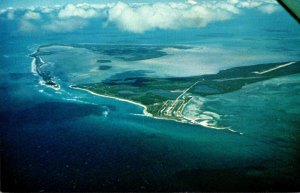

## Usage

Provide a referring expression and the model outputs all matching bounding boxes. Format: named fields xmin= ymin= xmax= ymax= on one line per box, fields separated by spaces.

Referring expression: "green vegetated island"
xmin=72 ymin=61 xmax=300 ymax=129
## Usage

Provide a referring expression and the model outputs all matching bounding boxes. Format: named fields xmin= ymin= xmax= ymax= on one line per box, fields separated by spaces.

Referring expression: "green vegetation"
xmin=73 ymin=61 xmax=300 ymax=125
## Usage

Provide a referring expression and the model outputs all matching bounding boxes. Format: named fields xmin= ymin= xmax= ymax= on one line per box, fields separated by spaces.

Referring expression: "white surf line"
xmin=253 ymin=61 xmax=296 ymax=75
xmin=171 ymin=90 xmax=184 ymax=93
xmin=39 ymin=79 xmax=61 ymax=91
xmin=29 ymin=50 xmax=39 ymax=75
xmin=71 ymin=85 xmax=243 ymax=134
xmin=180 ymin=114 xmax=242 ymax=134
xmin=130 ymin=113 xmax=148 ymax=117
xmin=39 ymin=57 xmax=45 ymax=64
xmin=31 ymin=57 xmax=37 ymax=75
xmin=30 ymin=50 xmax=61 ymax=91
xmin=70 ymin=86 xmax=152 ymax=117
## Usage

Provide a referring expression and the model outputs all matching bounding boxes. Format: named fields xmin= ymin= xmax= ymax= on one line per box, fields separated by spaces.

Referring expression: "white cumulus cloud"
xmin=187 ymin=0 xmax=197 ymax=5
xmin=0 ymin=0 xmax=281 ymax=33
xmin=108 ymin=2 xmax=233 ymax=33
xmin=257 ymin=4 xmax=279 ymax=14
xmin=0 ymin=7 xmax=15 ymax=20
xmin=23 ymin=11 xmax=41 ymax=20
xmin=58 ymin=4 xmax=99 ymax=19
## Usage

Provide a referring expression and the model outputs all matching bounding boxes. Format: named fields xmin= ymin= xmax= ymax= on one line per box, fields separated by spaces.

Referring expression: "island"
xmin=71 ymin=61 xmax=300 ymax=131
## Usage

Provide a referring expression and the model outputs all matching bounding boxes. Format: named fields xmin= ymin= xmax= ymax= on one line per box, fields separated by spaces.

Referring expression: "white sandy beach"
xmin=70 ymin=86 xmax=152 ymax=117
xmin=70 ymin=85 xmax=241 ymax=134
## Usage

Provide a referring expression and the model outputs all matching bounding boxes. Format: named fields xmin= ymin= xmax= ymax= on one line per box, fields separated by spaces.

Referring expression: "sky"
xmin=0 ymin=0 xmax=184 ymax=8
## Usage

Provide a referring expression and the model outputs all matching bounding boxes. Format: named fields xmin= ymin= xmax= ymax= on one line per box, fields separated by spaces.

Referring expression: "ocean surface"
xmin=1 ymin=11 xmax=300 ymax=191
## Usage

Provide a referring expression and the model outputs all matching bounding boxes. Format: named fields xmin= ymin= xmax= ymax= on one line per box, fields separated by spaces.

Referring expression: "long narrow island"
xmin=71 ymin=61 xmax=300 ymax=131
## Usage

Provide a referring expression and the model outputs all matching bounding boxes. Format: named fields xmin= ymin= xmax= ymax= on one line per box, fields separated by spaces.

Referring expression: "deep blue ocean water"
xmin=1 ymin=9 xmax=300 ymax=191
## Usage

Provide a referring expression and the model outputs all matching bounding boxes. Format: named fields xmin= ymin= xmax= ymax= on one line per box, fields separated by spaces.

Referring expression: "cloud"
xmin=23 ymin=11 xmax=41 ymax=20
xmin=39 ymin=6 xmax=55 ymax=14
xmin=187 ymin=0 xmax=197 ymax=5
xmin=257 ymin=4 xmax=279 ymax=14
xmin=238 ymin=1 xmax=263 ymax=8
xmin=210 ymin=2 xmax=240 ymax=14
xmin=228 ymin=0 xmax=239 ymax=5
xmin=106 ymin=0 xmax=279 ymax=33
xmin=0 ymin=7 xmax=15 ymax=20
xmin=58 ymin=4 xmax=99 ymax=19
xmin=0 ymin=0 xmax=281 ymax=33
xmin=108 ymin=2 xmax=233 ymax=33
xmin=233 ymin=0 xmax=279 ymax=14
xmin=43 ymin=19 xmax=88 ymax=32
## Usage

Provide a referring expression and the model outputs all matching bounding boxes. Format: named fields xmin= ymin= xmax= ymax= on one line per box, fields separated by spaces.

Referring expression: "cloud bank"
xmin=0 ymin=0 xmax=280 ymax=33
xmin=108 ymin=2 xmax=233 ymax=33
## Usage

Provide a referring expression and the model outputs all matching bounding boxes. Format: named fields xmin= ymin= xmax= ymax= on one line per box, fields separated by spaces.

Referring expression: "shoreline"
xmin=31 ymin=57 xmax=37 ymax=75
xmin=70 ymin=85 xmax=241 ymax=134
xmin=30 ymin=49 xmax=61 ymax=91
xmin=253 ymin=61 xmax=296 ymax=75
xmin=70 ymin=86 xmax=152 ymax=117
